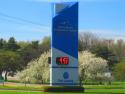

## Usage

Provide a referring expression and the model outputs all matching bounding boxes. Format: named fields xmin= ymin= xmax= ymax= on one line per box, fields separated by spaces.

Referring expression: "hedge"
xmin=42 ymin=86 xmax=84 ymax=92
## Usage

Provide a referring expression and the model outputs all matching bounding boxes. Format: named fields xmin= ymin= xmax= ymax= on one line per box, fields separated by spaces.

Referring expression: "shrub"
xmin=42 ymin=86 xmax=84 ymax=92
xmin=113 ymin=60 xmax=125 ymax=81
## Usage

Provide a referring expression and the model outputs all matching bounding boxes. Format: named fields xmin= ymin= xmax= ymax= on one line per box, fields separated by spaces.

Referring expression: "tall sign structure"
xmin=50 ymin=2 xmax=79 ymax=86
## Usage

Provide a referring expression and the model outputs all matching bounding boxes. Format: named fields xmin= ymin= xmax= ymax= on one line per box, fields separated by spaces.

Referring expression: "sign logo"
xmin=63 ymin=72 xmax=69 ymax=79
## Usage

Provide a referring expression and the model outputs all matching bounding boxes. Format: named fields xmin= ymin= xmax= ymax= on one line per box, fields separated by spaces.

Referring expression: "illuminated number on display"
xmin=56 ymin=57 xmax=69 ymax=65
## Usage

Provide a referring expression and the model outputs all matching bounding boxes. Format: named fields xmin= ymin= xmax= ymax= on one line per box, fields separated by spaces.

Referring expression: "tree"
xmin=91 ymin=45 xmax=118 ymax=70
xmin=6 ymin=37 xmax=20 ymax=51
xmin=112 ymin=60 xmax=125 ymax=81
xmin=31 ymin=41 xmax=39 ymax=49
xmin=19 ymin=45 xmax=39 ymax=68
xmin=39 ymin=36 xmax=50 ymax=53
xmin=79 ymin=51 xmax=109 ymax=83
xmin=0 ymin=38 xmax=4 ymax=49
xmin=16 ymin=51 xmax=50 ymax=84
xmin=18 ymin=41 xmax=30 ymax=49
xmin=0 ymin=50 xmax=21 ymax=81
xmin=110 ymin=39 xmax=125 ymax=62
xmin=17 ymin=37 xmax=50 ymax=70
xmin=18 ymin=41 xmax=41 ymax=69
xmin=0 ymin=38 xmax=6 ymax=49
xmin=78 ymin=38 xmax=84 ymax=52
xmin=79 ymin=32 xmax=98 ymax=51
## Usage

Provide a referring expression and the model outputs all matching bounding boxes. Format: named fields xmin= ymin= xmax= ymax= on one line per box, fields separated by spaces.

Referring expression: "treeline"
xmin=79 ymin=32 xmax=125 ymax=81
xmin=79 ymin=32 xmax=125 ymax=69
xmin=1 ymin=32 xmax=125 ymax=81
xmin=0 ymin=37 xmax=50 ymax=81
xmin=17 ymin=32 xmax=125 ymax=84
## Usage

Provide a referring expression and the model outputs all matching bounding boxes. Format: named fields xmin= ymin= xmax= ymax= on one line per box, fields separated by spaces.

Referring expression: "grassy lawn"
xmin=0 ymin=85 xmax=42 ymax=91
xmin=85 ymin=89 xmax=125 ymax=94
xmin=0 ymin=84 xmax=125 ymax=94
xmin=0 ymin=89 xmax=125 ymax=94
xmin=0 ymin=91 xmax=41 ymax=94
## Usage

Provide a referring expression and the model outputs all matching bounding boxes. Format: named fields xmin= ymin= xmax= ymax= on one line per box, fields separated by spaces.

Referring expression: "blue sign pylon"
xmin=50 ymin=2 xmax=79 ymax=86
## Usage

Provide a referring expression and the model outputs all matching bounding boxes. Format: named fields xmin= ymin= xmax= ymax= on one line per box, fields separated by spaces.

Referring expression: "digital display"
xmin=56 ymin=57 xmax=69 ymax=65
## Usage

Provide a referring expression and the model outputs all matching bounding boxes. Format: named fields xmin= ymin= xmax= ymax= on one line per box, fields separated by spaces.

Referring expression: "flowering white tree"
xmin=17 ymin=51 xmax=109 ymax=84
xmin=79 ymin=51 xmax=108 ymax=82
xmin=16 ymin=51 xmax=50 ymax=84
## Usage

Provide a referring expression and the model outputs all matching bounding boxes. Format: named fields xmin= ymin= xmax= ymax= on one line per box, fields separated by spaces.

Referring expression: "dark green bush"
xmin=42 ymin=86 xmax=84 ymax=92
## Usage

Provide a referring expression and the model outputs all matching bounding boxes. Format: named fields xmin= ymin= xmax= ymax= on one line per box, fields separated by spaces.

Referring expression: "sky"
xmin=0 ymin=0 xmax=125 ymax=41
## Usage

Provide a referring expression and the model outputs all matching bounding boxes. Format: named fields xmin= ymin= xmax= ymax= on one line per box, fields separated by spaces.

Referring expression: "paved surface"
xmin=0 ymin=82 xmax=47 ymax=87
xmin=0 ymin=89 xmax=41 ymax=92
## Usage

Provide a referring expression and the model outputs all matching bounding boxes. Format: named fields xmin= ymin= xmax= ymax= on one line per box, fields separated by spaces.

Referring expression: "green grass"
xmin=85 ymin=85 xmax=125 ymax=89
xmin=1 ymin=84 xmax=125 ymax=94
xmin=0 ymin=91 xmax=84 ymax=94
xmin=85 ymin=89 xmax=125 ymax=94
xmin=6 ymin=80 xmax=21 ymax=83
xmin=0 ymin=89 xmax=125 ymax=94
xmin=83 ymin=81 xmax=125 ymax=85
xmin=0 ymin=91 xmax=41 ymax=94
xmin=0 ymin=85 xmax=42 ymax=91
xmin=111 ymin=81 xmax=125 ymax=85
